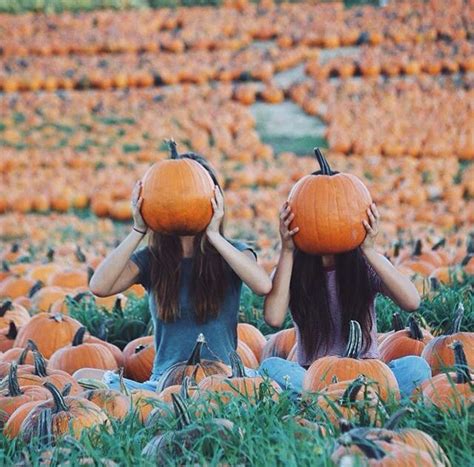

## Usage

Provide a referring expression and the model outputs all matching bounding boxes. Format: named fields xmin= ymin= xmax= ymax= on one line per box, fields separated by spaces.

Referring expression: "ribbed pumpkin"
xmin=0 ymin=322 xmax=18 ymax=352
xmin=81 ymin=388 xmax=131 ymax=420
xmin=141 ymin=140 xmax=214 ymax=234
xmin=421 ymin=303 xmax=473 ymax=375
xmin=379 ymin=315 xmax=433 ymax=363
xmin=261 ymin=328 xmax=296 ymax=360
xmin=123 ymin=335 xmax=155 ymax=382
xmin=303 ymin=321 xmax=400 ymax=401
xmin=237 ymin=323 xmax=266 ymax=362
xmin=287 ymin=148 xmax=372 ymax=254
xmin=0 ymin=300 xmax=30 ymax=329
xmin=236 ymin=340 xmax=259 ymax=369
xmin=48 ymin=327 xmax=118 ymax=375
xmin=14 ymin=313 xmax=82 ymax=358
xmin=156 ymin=333 xmax=229 ymax=391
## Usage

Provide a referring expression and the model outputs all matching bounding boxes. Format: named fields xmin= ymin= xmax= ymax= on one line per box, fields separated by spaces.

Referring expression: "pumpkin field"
xmin=0 ymin=0 xmax=473 ymax=465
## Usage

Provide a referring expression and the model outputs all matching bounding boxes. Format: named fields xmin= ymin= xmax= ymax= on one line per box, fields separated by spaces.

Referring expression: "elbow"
xmin=402 ymin=291 xmax=421 ymax=312
xmin=253 ymin=278 xmax=272 ymax=296
xmin=88 ymin=275 xmax=109 ymax=298
xmin=264 ymin=315 xmax=284 ymax=328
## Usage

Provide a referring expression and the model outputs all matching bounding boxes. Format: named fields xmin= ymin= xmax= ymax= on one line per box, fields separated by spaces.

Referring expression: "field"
xmin=0 ymin=0 xmax=473 ymax=465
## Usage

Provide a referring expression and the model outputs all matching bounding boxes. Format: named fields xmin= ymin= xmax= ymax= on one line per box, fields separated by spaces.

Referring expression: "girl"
xmin=75 ymin=150 xmax=272 ymax=390
xmin=260 ymin=202 xmax=431 ymax=398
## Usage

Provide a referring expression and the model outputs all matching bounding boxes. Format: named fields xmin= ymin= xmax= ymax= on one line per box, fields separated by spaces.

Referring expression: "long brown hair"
xmin=148 ymin=149 xmax=228 ymax=324
xmin=289 ymin=248 xmax=375 ymax=359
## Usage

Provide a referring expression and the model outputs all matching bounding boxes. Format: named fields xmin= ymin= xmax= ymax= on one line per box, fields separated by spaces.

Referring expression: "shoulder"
xmin=130 ymin=247 xmax=152 ymax=289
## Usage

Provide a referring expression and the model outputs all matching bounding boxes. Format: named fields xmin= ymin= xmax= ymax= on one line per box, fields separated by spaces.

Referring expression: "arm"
xmin=89 ymin=181 xmax=148 ymax=297
xmin=206 ymin=187 xmax=272 ymax=296
xmin=361 ymin=204 xmax=420 ymax=311
xmin=263 ymin=202 xmax=299 ymax=328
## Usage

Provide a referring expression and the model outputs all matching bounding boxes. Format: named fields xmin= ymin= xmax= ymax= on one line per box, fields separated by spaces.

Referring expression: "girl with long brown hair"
xmin=75 ymin=148 xmax=271 ymax=390
xmin=260 ymin=202 xmax=431 ymax=398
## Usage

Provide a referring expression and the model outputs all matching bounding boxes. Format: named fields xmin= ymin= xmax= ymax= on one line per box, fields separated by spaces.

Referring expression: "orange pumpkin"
xmin=123 ymin=336 xmax=155 ymax=382
xmin=288 ymin=148 xmax=371 ymax=254
xmin=0 ymin=300 xmax=30 ymax=329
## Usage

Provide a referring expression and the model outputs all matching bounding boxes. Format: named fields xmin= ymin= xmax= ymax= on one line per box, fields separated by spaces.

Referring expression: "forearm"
xmin=263 ymin=249 xmax=293 ymax=327
xmin=362 ymin=247 xmax=420 ymax=311
xmin=206 ymin=232 xmax=271 ymax=295
xmin=89 ymin=229 xmax=145 ymax=295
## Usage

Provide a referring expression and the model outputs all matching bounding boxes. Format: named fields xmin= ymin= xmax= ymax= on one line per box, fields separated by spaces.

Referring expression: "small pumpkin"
xmin=123 ymin=335 xmax=155 ymax=382
xmin=288 ymin=148 xmax=372 ymax=255
xmin=0 ymin=300 xmax=30 ymax=329
xmin=0 ymin=322 xmax=18 ymax=353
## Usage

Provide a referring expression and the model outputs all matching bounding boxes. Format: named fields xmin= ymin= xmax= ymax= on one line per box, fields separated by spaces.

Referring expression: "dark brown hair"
xmin=289 ymin=248 xmax=375 ymax=360
xmin=148 ymin=150 xmax=228 ymax=324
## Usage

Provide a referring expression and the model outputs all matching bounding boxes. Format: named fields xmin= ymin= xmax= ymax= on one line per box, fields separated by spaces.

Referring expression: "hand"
xmin=361 ymin=203 xmax=380 ymax=252
xmin=280 ymin=202 xmax=299 ymax=251
xmin=206 ymin=186 xmax=224 ymax=237
xmin=131 ymin=180 xmax=147 ymax=233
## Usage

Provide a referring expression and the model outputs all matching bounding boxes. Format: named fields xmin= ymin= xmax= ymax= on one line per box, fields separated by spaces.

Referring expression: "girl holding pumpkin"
xmin=260 ymin=153 xmax=431 ymax=398
xmin=75 ymin=144 xmax=272 ymax=390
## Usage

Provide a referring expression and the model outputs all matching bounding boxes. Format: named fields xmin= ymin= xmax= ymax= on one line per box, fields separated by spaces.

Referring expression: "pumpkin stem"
xmin=347 ymin=434 xmax=387 ymax=460
xmin=180 ymin=376 xmax=192 ymax=400
xmin=392 ymin=312 xmax=403 ymax=332
xmin=36 ymin=407 xmax=54 ymax=446
xmin=5 ymin=321 xmax=17 ymax=340
xmin=450 ymin=303 xmax=464 ymax=334
xmin=343 ymin=321 xmax=362 ymax=359
xmin=412 ymin=239 xmax=422 ymax=257
xmin=407 ymin=316 xmax=423 ymax=340
xmin=51 ymin=313 xmax=63 ymax=323
xmin=431 ymin=238 xmax=445 ymax=251
xmin=313 ymin=148 xmax=334 ymax=176
xmin=430 ymin=277 xmax=440 ymax=291
xmin=383 ymin=407 xmax=413 ymax=430
xmin=452 ymin=341 xmax=471 ymax=385
xmin=0 ymin=300 xmax=13 ymax=317
xmin=75 ymin=246 xmax=87 ymax=263
xmin=33 ymin=350 xmax=49 ymax=378
xmin=8 ymin=362 xmax=23 ymax=397
xmin=186 ymin=333 xmax=206 ymax=365
xmin=43 ymin=382 xmax=69 ymax=413
xmin=17 ymin=339 xmax=39 ymax=365
xmin=11 ymin=243 xmax=19 ymax=253
xmin=135 ymin=344 xmax=146 ymax=354
xmin=171 ymin=393 xmax=192 ymax=430
xmin=393 ymin=241 xmax=401 ymax=258
xmin=341 ymin=375 xmax=366 ymax=405
xmin=29 ymin=280 xmax=44 ymax=298
xmin=168 ymin=139 xmax=179 ymax=160
xmin=62 ymin=383 xmax=72 ymax=397
xmin=339 ymin=418 xmax=355 ymax=433
xmin=229 ymin=351 xmax=246 ymax=378
xmin=112 ymin=297 xmax=123 ymax=315
xmin=87 ymin=266 xmax=95 ymax=284
xmin=72 ymin=327 xmax=87 ymax=347
xmin=118 ymin=368 xmax=130 ymax=396
xmin=46 ymin=247 xmax=55 ymax=263
xmin=1 ymin=261 xmax=10 ymax=272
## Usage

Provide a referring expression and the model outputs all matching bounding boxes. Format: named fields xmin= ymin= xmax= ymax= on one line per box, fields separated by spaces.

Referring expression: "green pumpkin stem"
xmin=186 ymin=333 xmax=205 ymax=365
xmin=229 ymin=351 xmax=246 ymax=378
xmin=383 ymin=407 xmax=413 ymax=430
xmin=46 ymin=247 xmax=55 ymax=263
xmin=36 ymin=407 xmax=54 ymax=446
xmin=347 ymin=434 xmax=386 ymax=460
xmin=341 ymin=375 xmax=366 ymax=405
xmin=413 ymin=239 xmax=423 ymax=257
xmin=6 ymin=321 xmax=17 ymax=340
xmin=450 ymin=303 xmax=464 ymax=334
xmin=0 ymin=300 xmax=13 ymax=317
xmin=18 ymin=340 xmax=39 ymax=365
xmin=72 ymin=327 xmax=87 ymax=347
xmin=344 ymin=321 xmax=362 ymax=359
xmin=33 ymin=350 xmax=49 ymax=378
xmin=392 ymin=312 xmax=403 ymax=332
xmin=75 ymin=246 xmax=86 ymax=263
xmin=8 ymin=362 xmax=23 ymax=397
xmin=135 ymin=344 xmax=146 ymax=354
xmin=180 ymin=376 xmax=192 ymax=399
xmin=11 ymin=243 xmax=19 ymax=253
xmin=407 ymin=316 xmax=423 ymax=340
xmin=43 ymin=382 xmax=69 ymax=413
xmin=62 ymin=383 xmax=72 ymax=397
xmin=29 ymin=280 xmax=44 ymax=298
xmin=431 ymin=238 xmax=445 ymax=251
xmin=1 ymin=261 xmax=10 ymax=272
xmin=171 ymin=393 xmax=192 ymax=430
xmin=118 ymin=368 xmax=130 ymax=396
xmin=168 ymin=139 xmax=179 ymax=160
xmin=452 ymin=341 xmax=471 ymax=385
xmin=314 ymin=148 xmax=334 ymax=175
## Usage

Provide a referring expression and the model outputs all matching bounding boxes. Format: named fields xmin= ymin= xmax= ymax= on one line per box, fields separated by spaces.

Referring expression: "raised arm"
xmin=361 ymin=203 xmax=420 ymax=311
xmin=263 ymin=202 xmax=299 ymax=327
xmin=206 ymin=186 xmax=272 ymax=296
xmin=89 ymin=181 xmax=148 ymax=297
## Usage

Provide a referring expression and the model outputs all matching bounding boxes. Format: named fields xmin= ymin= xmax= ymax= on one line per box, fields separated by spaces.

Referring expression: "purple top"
xmin=294 ymin=265 xmax=384 ymax=367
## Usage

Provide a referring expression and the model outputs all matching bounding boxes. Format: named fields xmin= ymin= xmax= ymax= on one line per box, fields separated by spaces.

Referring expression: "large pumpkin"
xmin=288 ymin=148 xmax=372 ymax=254
xmin=140 ymin=140 xmax=215 ymax=235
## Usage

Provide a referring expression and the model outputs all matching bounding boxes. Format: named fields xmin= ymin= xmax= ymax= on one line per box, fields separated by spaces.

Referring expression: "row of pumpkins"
xmin=0 ymin=309 xmax=471 ymax=465
xmin=1 ymin=1 xmax=467 ymax=57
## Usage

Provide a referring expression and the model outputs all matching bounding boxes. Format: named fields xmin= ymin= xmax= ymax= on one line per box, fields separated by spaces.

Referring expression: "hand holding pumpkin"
xmin=206 ymin=186 xmax=224 ymax=237
xmin=361 ymin=203 xmax=380 ymax=252
xmin=279 ymin=202 xmax=299 ymax=251
xmin=131 ymin=181 xmax=147 ymax=233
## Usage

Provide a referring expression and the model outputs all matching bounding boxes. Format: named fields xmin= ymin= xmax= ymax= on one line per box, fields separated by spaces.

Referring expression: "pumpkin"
xmin=156 ymin=333 xmax=229 ymax=391
xmin=123 ymin=335 xmax=155 ymax=382
xmin=20 ymin=382 xmax=110 ymax=442
xmin=81 ymin=389 xmax=131 ymax=420
xmin=0 ymin=363 xmax=50 ymax=427
xmin=288 ymin=148 xmax=372 ymax=254
xmin=379 ymin=315 xmax=433 ymax=363
xmin=0 ymin=339 xmax=39 ymax=366
xmin=48 ymin=327 xmax=118 ymax=375
xmin=197 ymin=351 xmax=280 ymax=404
xmin=14 ymin=312 xmax=82 ymax=358
xmin=236 ymin=340 xmax=259 ymax=369
xmin=0 ymin=322 xmax=18 ymax=353
xmin=422 ymin=341 xmax=474 ymax=411
xmin=237 ymin=323 xmax=266 ymax=362
xmin=0 ymin=300 xmax=30 ymax=329
xmin=421 ymin=303 xmax=473 ymax=375
xmin=0 ymin=277 xmax=35 ymax=300
xmin=140 ymin=140 xmax=214 ymax=235
xmin=303 ymin=321 xmax=400 ymax=401
xmin=85 ymin=334 xmax=124 ymax=368
xmin=261 ymin=328 xmax=296 ymax=360
xmin=377 ymin=312 xmax=404 ymax=345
